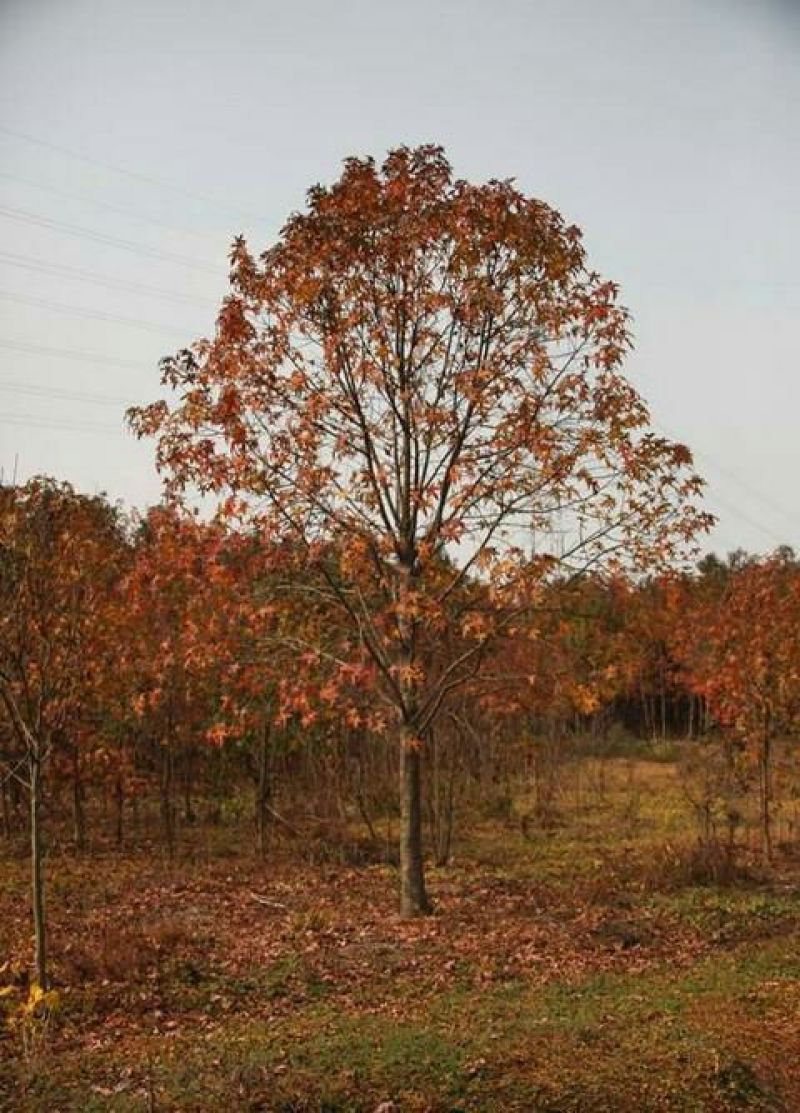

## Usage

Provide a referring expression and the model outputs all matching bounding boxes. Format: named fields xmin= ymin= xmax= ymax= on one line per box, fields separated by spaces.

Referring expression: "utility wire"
xmin=0 ymin=122 xmax=267 ymax=226
xmin=0 ymin=202 xmax=222 ymax=275
xmin=655 ymin=419 xmax=800 ymax=539
xmin=0 ymin=169 xmax=227 ymax=247
xmin=693 ymin=446 xmax=800 ymax=535
xmin=0 ymin=290 xmax=193 ymax=338
xmin=0 ymin=412 xmax=124 ymax=435
xmin=703 ymin=482 xmax=790 ymax=550
xmin=0 ymin=338 xmax=148 ymax=370
xmin=0 ymin=249 xmax=219 ymax=310
xmin=0 ymin=379 xmax=133 ymax=407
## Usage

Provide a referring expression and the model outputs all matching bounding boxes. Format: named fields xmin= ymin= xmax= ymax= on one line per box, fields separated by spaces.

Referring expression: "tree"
xmin=682 ymin=553 xmax=800 ymax=860
xmin=130 ymin=145 xmax=710 ymax=914
xmin=0 ymin=479 xmax=127 ymax=987
xmin=123 ymin=506 xmax=302 ymax=857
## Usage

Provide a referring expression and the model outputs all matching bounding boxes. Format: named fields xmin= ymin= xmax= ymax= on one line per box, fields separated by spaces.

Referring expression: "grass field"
xmin=3 ymin=755 xmax=800 ymax=1111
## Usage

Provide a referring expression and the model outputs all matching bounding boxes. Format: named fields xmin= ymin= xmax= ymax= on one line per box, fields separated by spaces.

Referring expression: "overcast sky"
xmin=0 ymin=0 xmax=798 ymax=555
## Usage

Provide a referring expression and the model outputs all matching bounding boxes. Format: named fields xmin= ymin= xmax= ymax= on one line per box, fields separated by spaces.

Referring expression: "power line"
xmin=0 ymin=290 xmax=193 ymax=338
xmin=0 ymin=122 xmax=267 ymax=226
xmin=693 ymin=446 xmax=800 ymax=535
xmin=0 ymin=169 xmax=226 ymax=246
xmin=703 ymin=481 xmax=790 ymax=549
xmin=0 ymin=413 xmax=124 ymax=435
xmin=0 ymin=380 xmax=133 ymax=407
xmin=0 ymin=289 xmax=199 ymax=339
xmin=0 ymin=338 xmax=148 ymax=370
xmin=655 ymin=419 xmax=800 ymax=538
xmin=0 ymin=202 xmax=221 ymax=275
xmin=0 ymin=249 xmax=218 ymax=310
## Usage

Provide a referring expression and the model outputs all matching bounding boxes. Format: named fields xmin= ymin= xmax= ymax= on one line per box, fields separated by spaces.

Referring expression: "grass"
xmin=3 ymin=755 xmax=800 ymax=1110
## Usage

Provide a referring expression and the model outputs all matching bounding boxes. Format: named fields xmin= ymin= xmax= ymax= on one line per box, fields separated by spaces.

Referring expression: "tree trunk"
xmin=354 ymin=738 xmax=379 ymax=846
xmin=256 ymin=718 xmax=272 ymax=859
xmin=427 ymin=727 xmax=455 ymax=867
xmin=432 ymin=762 xmax=455 ymax=868
xmin=72 ymin=745 xmax=86 ymax=852
xmin=760 ymin=730 xmax=773 ymax=863
xmin=640 ymin=685 xmax=651 ymax=740
xmin=161 ymin=741 xmax=175 ymax=861
xmin=659 ymin=672 xmax=667 ymax=741
xmin=183 ymin=745 xmax=196 ymax=824
xmin=686 ymin=693 xmax=695 ymax=740
xmin=114 ymin=772 xmax=124 ymax=847
xmin=395 ymin=551 xmax=431 ymax=916
xmin=1 ymin=772 xmax=11 ymax=839
xmin=399 ymin=730 xmax=430 ymax=917
xmin=30 ymin=750 xmax=47 ymax=990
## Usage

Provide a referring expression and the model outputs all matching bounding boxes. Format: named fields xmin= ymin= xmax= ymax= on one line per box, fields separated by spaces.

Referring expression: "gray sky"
xmin=0 ymin=0 xmax=798 ymax=555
